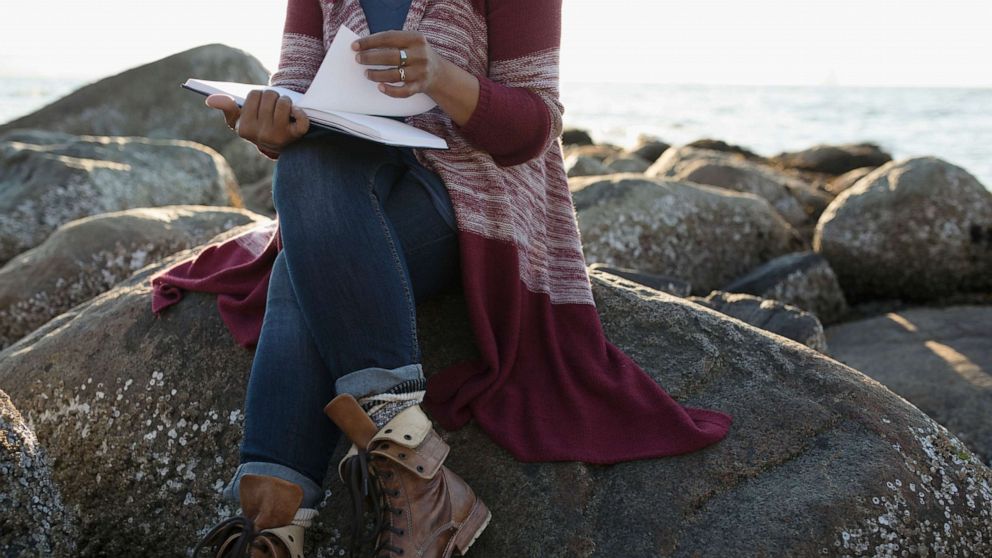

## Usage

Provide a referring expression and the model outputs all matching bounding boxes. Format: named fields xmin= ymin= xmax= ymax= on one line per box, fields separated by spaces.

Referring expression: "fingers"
xmin=272 ymin=94 xmax=293 ymax=132
xmin=353 ymin=30 xmax=437 ymax=97
xmin=257 ymin=90 xmax=280 ymax=127
xmin=355 ymin=45 xmax=421 ymax=66
xmin=232 ymin=89 xmax=307 ymax=151
xmin=379 ymin=82 xmax=421 ymax=98
xmin=365 ymin=66 xmax=419 ymax=84
xmin=271 ymin=95 xmax=309 ymax=138
xmin=290 ymin=107 xmax=310 ymax=137
xmin=205 ymin=94 xmax=241 ymax=129
xmin=365 ymin=66 xmax=424 ymax=97
xmin=240 ymin=89 xmax=279 ymax=138
xmin=351 ymin=30 xmax=422 ymax=51
xmin=238 ymin=90 xmax=262 ymax=139
xmin=205 ymin=94 xmax=238 ymax=112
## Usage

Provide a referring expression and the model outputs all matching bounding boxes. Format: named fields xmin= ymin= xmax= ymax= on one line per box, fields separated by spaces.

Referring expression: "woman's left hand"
xmin=353 ymin=30 xmax=445 ymax=99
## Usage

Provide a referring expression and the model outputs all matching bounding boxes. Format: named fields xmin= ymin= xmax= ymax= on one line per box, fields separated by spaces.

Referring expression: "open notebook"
xmin=181 ymin=25 xmax=448 ymax=149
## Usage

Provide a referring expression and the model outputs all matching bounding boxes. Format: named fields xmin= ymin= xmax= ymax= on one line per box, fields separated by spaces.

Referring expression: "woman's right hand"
xmin=205 ymin=90 xmax=310 ymax=157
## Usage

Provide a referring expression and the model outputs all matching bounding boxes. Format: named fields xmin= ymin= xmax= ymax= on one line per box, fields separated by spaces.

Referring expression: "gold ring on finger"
xmin=398 ymin=48 xmax=408 ymax=67
xmin=398 ymin=67 xmax=406 ymax=82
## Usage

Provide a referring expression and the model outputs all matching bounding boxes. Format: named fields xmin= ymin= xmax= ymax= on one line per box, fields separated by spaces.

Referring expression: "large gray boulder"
xmin=0 ymin=390 xmax=78 ymax=556
xmin=685 ymin=138 xmax=764 ymax=161
xmin=827 ymin=166 xmax=875 ymax=195
xmin=0 ymin=129 xmax=241 ymax=265
xmin=0 ymin=206 xmax=268 ymax=349
xmin=647 ymin=145 xmax=811 ymax=227
xmin=773 ymin=143 xmax=892 ymax=175
xmin=722 ymin=251 xmax=849 ymax=325
xmin=603 ymin=154 xmax=651 ymax=174
xmin=218 ymin=138 xmax=276 ymax=188
xmin=0 ymin=44 xmax=276 ymax=187
xmin=825 ymin=304 xmax=992 ymax=466
xmin=625 ymin=135 xmax=670 ymax=164
xmin=560 ymin=128 xmax=594 ymax=146
xmin=588 ymin=262 xmax=691 ymax=296
xmin=2 ymin=229 xmax=990 ymax=556
xmin=572 ymin=174 xmax=804 ymax=295
xmin=814 ymin=157 xmax=992 ymax=302
xmin=563 ymin=143 xmax=622 ymax=162
xmin=564 ymin=154 xmax=611 ymax=178
xmin=237 ymin=175 xmax=276 ymax=217
xmin=0 ymin=44 xmax=268 ymax=158
xmin=687 ymin=290 xmax=828 ymax=352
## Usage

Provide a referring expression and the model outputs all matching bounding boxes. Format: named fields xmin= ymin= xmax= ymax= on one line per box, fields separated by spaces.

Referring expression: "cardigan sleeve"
xmin=267 ymin=0 xmax=324 ymax=94
xmin=453 ymin=0 xmax=564 ymax=167
xmin=256 ymin=0 xmax=325 ymax=161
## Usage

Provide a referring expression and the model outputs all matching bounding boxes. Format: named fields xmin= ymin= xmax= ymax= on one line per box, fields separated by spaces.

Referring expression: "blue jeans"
xmin=223 ymin=128 xmax=460 ymax=509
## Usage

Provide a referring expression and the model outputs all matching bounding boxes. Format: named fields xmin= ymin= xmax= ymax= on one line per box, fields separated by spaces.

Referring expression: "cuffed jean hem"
xmin=223 ymin=461 xmax=325 ymax=509
xmin=334 ymin=362 xmax=425 ymax=400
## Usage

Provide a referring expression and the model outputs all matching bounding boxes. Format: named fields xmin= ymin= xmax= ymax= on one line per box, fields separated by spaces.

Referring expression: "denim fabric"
xmin=223 ymin=127 xmax=460 ymax=509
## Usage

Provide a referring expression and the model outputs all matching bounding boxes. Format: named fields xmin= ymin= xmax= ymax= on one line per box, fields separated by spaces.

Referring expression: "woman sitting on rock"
xmin=150 ymin=0 xmax=733 ymax=556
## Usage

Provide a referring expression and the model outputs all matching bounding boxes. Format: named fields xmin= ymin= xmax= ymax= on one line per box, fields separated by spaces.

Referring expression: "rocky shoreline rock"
xmin=0 ymin=390 xmax=78 ymax=556
xmin=825 ymin=304 xmax=992 ymax=465
xmin=0 ymin=205 xmax=268 ymax=349
xmin=0 ymin=129 xmax=242 ymax=266
xmin=815 ymin=157 xmax=992 ymax=303
xmin=571 ymin=174 xmax=805 ymax=295
xmin=0 ymin=44 xmax=273 ymax=187
xmin=1 ymin=48 xmax=990 ymax=556
xmin=1 ymin=242 xmax=990 ymax=556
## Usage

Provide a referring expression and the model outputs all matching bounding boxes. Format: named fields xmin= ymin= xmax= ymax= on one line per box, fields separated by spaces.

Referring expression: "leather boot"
xmin=324 ymin=394 xmax=491 ymax=557
xmin=193 ymin=473 xmax=312 ymax=557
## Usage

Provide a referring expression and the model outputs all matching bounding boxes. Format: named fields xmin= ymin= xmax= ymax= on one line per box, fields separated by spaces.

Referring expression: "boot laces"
xmin=342 ymin=449 xmax=406 ymax=557
xmin=192 ymin=514 xmax=274 ymax=557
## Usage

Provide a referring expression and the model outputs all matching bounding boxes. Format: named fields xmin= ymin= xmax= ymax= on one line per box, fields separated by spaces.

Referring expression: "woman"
xmin=151 ymin=0 xmax=733 ymax=556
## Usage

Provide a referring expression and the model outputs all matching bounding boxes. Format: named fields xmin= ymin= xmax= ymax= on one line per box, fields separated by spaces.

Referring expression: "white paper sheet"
xmin=300 ymin=25 xmax=437 ymax=117
xmin=181 ymin=78 xmax=448 ymax=149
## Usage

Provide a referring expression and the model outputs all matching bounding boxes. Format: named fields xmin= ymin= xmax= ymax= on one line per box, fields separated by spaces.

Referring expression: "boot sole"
xmin=453 ymin=499 xmax=492 ymax=556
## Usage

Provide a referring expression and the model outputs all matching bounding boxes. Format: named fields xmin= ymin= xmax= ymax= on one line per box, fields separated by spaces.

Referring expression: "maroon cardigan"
xmin=151 ymin=0 xmax=733 ymax=464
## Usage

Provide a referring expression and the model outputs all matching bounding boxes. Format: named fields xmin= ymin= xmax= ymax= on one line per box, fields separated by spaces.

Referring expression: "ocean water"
xmin=2 ymin=75 xmax=990 ymax=188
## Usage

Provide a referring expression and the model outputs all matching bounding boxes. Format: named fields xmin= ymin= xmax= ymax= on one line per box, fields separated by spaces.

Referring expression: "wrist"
xmin=257 ymin=144 xmax=281 ymax=160
xmin=425 ymin=56 xmax=452 ymax=100
xmin=427 ymin=57 xmax=480 ymax=127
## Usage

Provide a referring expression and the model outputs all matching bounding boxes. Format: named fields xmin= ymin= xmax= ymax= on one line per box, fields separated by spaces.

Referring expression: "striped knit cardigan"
xmin=151 ymin=0 xmax=733 ymax=463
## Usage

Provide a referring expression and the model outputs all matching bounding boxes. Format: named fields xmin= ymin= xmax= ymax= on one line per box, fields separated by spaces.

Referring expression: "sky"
xmin=1 ymin=0 xmax=990 ymax=87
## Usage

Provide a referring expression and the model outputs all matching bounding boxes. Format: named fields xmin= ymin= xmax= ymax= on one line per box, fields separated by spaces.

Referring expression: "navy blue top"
xmin=361 ymin=0 xmax=412 ymax=33
xmin=361 ymin=0 xmax=457 ymax=231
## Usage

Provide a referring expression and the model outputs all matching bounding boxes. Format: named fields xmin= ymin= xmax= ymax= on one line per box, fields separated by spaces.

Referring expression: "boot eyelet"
xmin=385 ymin=429 xmax=393 ymax=433
xmin=416 ymin=465 xmax=424 ymax=472
xmin=403 ymin=434 xmax=412 ymax=440
xmin=398 ymin=453 xmax=406 ymax=459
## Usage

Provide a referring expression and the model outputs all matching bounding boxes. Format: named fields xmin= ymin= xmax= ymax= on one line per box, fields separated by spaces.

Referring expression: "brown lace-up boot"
xmin=193 ymin=474 xmax=311 ymax=558
xmin=324 ymin=393 xmax=491 ymax=557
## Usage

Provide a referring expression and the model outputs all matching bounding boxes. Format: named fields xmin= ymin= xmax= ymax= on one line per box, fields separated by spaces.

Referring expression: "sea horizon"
xmin=2 ymin=73 xmax=990 ymax=189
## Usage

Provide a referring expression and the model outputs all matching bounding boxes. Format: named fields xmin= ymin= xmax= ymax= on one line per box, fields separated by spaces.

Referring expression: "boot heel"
xmin=452 ymin=499 xmax=492 ymax=556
